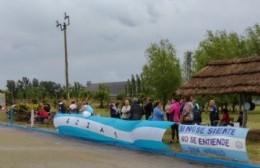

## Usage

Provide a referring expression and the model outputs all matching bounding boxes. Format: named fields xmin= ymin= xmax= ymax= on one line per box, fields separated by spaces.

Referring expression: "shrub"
xmin=14 ymin=103 xmax=31 ymax=122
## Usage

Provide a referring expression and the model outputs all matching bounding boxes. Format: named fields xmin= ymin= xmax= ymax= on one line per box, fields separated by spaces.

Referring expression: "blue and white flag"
xmin=54 ymin=114 xmax=173 ymax=150
xmin=179 ymin=124 xmax=249 ymax=161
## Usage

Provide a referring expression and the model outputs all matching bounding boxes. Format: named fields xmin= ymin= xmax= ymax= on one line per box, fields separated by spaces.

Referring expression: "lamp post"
xmin=56 ymin=12 xmax=70 ymax=100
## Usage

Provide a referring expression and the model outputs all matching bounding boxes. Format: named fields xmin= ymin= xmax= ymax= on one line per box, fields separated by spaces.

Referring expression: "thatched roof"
xmin=177 ymin=56 xmax=260 ymax=95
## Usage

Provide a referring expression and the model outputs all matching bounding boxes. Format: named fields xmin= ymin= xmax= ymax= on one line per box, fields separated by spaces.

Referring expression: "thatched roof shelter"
xmin=177 ymin=56 xmax=260 ymax=95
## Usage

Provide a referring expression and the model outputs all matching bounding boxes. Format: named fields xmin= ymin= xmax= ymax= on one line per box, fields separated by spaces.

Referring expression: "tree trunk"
xmin=240 ymin=94 xmax=248 ymax=128
xmin=100 ymin=98 xmax=104 ymax=108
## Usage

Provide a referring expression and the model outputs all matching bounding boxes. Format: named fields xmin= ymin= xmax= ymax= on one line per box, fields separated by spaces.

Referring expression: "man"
xmin=193 ymin=99 xmax=201 ymax=125
xmin=209 ymin=99 xmax=219 ymax=126
xmin=129 ymin=98 xmax=143 ymax=120
xmin=79 ymin=101 xmax=94 ymax=115
xmin=144 ymin=97 xmax=153 ymax=120
xmin=58 ymin=101 xmax=66 ymax=113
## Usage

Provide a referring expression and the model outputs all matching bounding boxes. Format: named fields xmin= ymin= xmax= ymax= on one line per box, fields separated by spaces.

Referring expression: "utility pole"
xmin=56 ymin=12 xmax=70 ymax=100
xmin=183 ymin=51 xmax=192 ymax=82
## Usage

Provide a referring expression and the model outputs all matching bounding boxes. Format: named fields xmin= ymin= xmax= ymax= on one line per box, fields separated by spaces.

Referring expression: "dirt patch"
xmin=247 ymin=129 xmax=260 ymax=141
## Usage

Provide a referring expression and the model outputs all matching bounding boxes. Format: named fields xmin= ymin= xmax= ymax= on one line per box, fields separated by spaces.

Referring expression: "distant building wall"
xmin=0 ymin=93 xmax=6 ymax=106
xmin=86 ymin=81 xmax=127 ymax=98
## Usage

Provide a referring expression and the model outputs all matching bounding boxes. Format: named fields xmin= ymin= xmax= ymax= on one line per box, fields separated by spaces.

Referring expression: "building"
xmin=86 ymin=81 xmax=127 ymax=98
xmin=0 ymin=93 xmax=5 ymax=106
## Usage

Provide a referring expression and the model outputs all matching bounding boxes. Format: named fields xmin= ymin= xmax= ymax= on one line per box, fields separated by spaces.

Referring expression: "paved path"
xmin=0 ymin=126 xmax=225 ymax=168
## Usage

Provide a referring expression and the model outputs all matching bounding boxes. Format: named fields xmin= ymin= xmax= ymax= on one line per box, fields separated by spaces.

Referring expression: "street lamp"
xmin=56 ymin=12 xmax=70 ymax=100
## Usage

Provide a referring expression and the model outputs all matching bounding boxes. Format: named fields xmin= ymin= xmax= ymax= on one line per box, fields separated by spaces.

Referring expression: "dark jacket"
xmin=129 ymin=102 xmax=143 ymax=120
xmin=110 ymin=104 xmax=120 ymax=118
xmin=210 ymin=105 xmax=219 ymax=126
xmin=59 ymin=104 xmax=66 ymax=113
xmin=193 ymin=103 xmax=201 ymax=124
xmin=144 ymin=101 xmax=153 ymax=119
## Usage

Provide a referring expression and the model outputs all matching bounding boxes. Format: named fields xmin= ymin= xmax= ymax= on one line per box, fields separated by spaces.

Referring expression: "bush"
xmin=14 ymin=103 xmax=31 ymax=122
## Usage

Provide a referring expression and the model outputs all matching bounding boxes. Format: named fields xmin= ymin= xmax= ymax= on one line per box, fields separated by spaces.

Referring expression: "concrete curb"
xmin=1 ymin=122 xmax=259 ymax=168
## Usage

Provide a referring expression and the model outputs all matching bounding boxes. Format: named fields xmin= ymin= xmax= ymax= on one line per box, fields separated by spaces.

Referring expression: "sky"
xmin=0 ymin=0 xmax=260 ymax=90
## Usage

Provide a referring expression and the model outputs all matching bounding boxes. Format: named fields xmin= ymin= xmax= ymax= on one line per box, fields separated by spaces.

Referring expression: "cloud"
xmin=0 ymin=0 xmax=260 ymax=89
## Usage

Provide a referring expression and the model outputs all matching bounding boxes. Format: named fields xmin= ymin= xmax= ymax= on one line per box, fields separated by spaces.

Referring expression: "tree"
xmin=131 ymin=75 xmax=136 ymax=97
xmin=6 ymin=80 xmax=16 ymax=103
xmin=246 ymin=24 xmax=260 ymax=56
xmin=194 ymin=30 xmax=247 ymax=71
xmin=70 ymin=82 xmax=84 ymax=99
xmin=136 ymin=74 xmax=142 ymax=94
xmin=142 ymin=39 xmax=182 ymax=108
xmin=94 ymin=84 xmax=110 ymax=108
xmin=193 ymin=24 xmax=260 ymax=127
xmin=32 ymin=78 xmax=39 ymax=88
xmin=126 ymin=79 xmax=132 ymax=97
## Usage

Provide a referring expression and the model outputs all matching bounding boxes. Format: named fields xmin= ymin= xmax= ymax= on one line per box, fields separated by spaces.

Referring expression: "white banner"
xmin=179 ymin=124 xmax=249 ymax=161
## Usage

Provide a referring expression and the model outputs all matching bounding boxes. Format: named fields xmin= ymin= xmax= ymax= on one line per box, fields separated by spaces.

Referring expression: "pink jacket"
xmin=168 ymin=102 xmax=180 ymax=122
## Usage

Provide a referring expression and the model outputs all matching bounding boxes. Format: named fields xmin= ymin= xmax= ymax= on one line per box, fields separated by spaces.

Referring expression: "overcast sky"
xmin=0 ymin=0 xmax=259 ymax=89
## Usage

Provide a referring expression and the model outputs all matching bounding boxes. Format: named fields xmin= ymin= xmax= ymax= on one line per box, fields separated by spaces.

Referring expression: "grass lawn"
xmin=1 ymin=106 xmax=260 ymax=164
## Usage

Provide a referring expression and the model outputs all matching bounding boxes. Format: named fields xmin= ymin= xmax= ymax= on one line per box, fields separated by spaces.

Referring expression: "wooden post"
xmin=31 ymin=109 xmax=34 ymax=127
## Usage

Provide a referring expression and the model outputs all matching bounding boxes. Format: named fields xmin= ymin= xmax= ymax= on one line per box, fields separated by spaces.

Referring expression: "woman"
xmin=110 ymin=101 xmax=120 ymax=118
xmin=152 ymin=101 xmax=164 ymax=121
xmin=180 ymin=96 xmax=194 ymax=125
xmin=219 ymin=108 xmax=230 ymax=126
xmin=121 ymin=99 xmax=131 ymax=120
xmin=69 ymin=100 xmax=78 ymax=114
xmin=168 ymin=97 xmax=180 ymax=143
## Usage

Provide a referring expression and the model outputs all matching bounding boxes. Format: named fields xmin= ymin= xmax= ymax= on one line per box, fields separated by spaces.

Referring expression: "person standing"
xmin=165 ymin=100 xmax=171 ymax=121
xmin=179 ymin=97 xmax=186 ymax=116
xmin=129 ymin=98 xmax=143 ymax=120
xmin=193 ymin=99 xmax=201 ymax=125
xmin=219 ymin=108 xmax=230 ymax=126
xmin=121 ymin=99 xmax=131 ymax=120
xmin=58 ymin=101 xmax=66 ymax=114
xmin=69 ymin=100 xmax=78 ymax=114
xmin=181 ymin=96 xmax=194 ymax=125
xmin=209 ymin=99 xmax=219 ymax=126
xmin=110 ymin=101 xmax=120 ymax=118
xmin=152 ymin=101 xmax=164 ymax=121
xmin=144 ymin=97 xmax=153 ymax=120
xmin=79 ymin=101 xmax=94 ymax=115
xmin=168 ymin=97 xmax=180 ymax=143
xmin=236 ymin=111 xmax=243 ymax=127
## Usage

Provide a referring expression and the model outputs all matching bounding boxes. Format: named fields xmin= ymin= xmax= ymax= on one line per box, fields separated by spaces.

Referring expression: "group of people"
xmin=108 ymin=96 xmax=193 ymax=143
xmin=55 ymin=97 xmax=243 ymax=144
xmin=109 ymin=98 xmax=143 ymax=120
xmin=58 ymin=100 xmax=94 ymax=116
xmin=34 ymin=103 xmax=51 ymax=123
xmin=166 ymin=96 xmax=202 ymax=143
xmin=108 ymin=96 xmax=244 ymax=144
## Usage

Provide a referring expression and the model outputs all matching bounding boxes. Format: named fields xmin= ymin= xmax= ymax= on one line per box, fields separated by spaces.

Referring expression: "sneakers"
xmin=169 ymin=139 xmax=179 ymax=144
xmin=169 ymin=140 xmax=174 ymax=143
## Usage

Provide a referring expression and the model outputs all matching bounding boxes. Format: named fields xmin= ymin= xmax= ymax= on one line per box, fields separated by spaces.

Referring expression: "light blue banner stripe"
xmin=57 ymin=125 xmax=170 ymax=150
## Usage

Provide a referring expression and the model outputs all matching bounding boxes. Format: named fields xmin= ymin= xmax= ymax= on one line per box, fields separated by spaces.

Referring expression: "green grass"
xmin=1 ymin=106 xmax=260 ymax=164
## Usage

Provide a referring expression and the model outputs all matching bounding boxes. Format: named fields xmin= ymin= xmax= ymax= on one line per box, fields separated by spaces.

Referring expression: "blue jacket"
xmin=152 ymin=107 xmax=164 ymax=121
xmin=84 ymin=105 xmax=94 ymax=114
